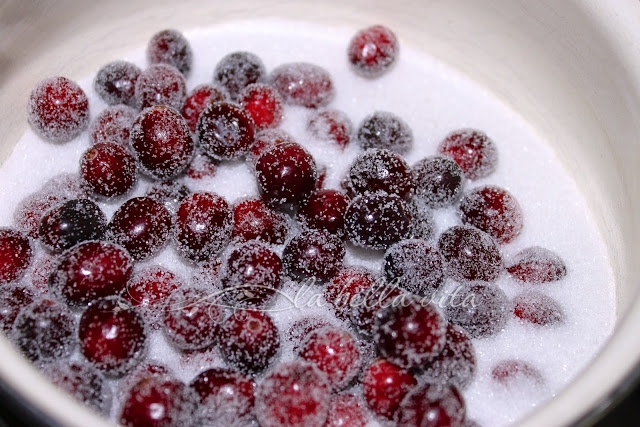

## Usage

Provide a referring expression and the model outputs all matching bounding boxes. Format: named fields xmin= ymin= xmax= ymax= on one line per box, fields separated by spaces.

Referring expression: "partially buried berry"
xmin=124 ymin=266 xmax=182 ymax=328
xmin=491 ymin=359 xmax=544 ymax=387
xmin=214 ymin=51 xmax=266 ymax=101
xmin=94 ymin=60 xmax=141 ymax=107
xmin=345 ymin=148 xmax=414 ymax=199
xmin=145 ymin=180 xmax=191 ymax=214
xmin=197 ymin=101 xmax=255 ymax=160
xmin=0 ymin=227 xmax=33 ymax=285
xmin=446 ymin=282 xmax=510 ymax=339
xmin=307 ymin=109 xmax=353 ymax=149
xmin=80 ymin=142 xmax=138 ymax=198
xmin=438 ymin=225 xmax=503 ymax=282
xmin=0 ymin=283 xmax=36 ymax=332
xmin=181 ymin=84 xmax=226 ymax=133
xmin=270 ymin=62 xmax=335 ymax=108
xmin=43 ymin=361 xmax=112 ymax=415
xmin=439 ymin=129 xmax=498 ymax=180
xmin=507 ymin=246 xmax=567 ymax=283
xmin=413 ymin=156 xmax=464 ymax=208
xmin=38 ymin=198 xmax=107 ymax=252
xmin=89 ymin=104 xmax=137 ymax=146
xmin=248 ymin=128 xmax=295 ymax=166
xmin=324 ymin=266 xmax=377 ymax=321
xmin=283 ymin=230 xmax=345 ymax=283
xmin=348 ymin=25 xmax=399 ymax=77
xmin=356 ymin=111 xmax=413 ymax=154
xmin=383 ymin=239 xmax=445 ymax=296
xmin=147 ymin=29 xmax=193 ymax=76
xmin=513 ymin=291 xmax=565 ymax=326
xmin=394 ymin=382 xmax=466 ymax=427
xmin=134 ymin=63 xmax=187 ymax=110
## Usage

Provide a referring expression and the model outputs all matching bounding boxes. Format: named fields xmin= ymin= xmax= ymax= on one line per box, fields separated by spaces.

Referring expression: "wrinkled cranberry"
xmin=507 ymin=246 xmax=567 ymax=283
xmin=0 ymin=228 xmax=33 ymax=285
xmin=307 ymin=109 xmax=353 ymax=149
xmin=395 ymin=383 xmax=466 ymax=427
xmin=181 ymin=84 xmax=226 ymax=132
xmin=89 ymin=104 xmax=137 ymax=147
xmin=197 ymin=101 xmax=256 ymax=160
xmin=356 ymin=111 xmax=412 ymax=154
xmin=94 ymin=60 xmax=141 ymax=107
xmin=438 ymin=225 xmax=503 ymax=282
xmin=413 ymin=156 xmax=465 ymax=208
xmin=283 ymin=230 xmax=345 ymax=283
xmin=239 ymin=82 xmax=284 ymax=129
xmin=43 ymin=361 xmax=111 ymax=414
xmin=214 ymin=51 xmax=266 ymax=101
xmin=38 ymin=199 xmax=107 ymax=252
xmin=0 ymin=283 xmax=36 ymax=332
xmin=80 ymin=141 xmax=138 ymax=198
xmin=147 ymin=29 xmax=193 ymax=76
xmin=348 ymin=25 xmax=399 ymax=77
xmin=445 ymin=282 xmax=510 ymax=338
xmin=190 ymin=367 xmax=256 ymax=424
xmin=384 ymin=239 xmax=446 ymax=296
xmin=460 ymin=185 xmax=524 ymax=243
xmin=325 ymin=266 xmax=377 ymax=321
xmin=513 ymin=291 xmax=565 ymax=326
xmin=363 ymin=358 xmax=418 ymax=420
xmin=232 ymin=198 xmax=288 ymax=244
xmin=270 ymin=62 xmax=335 ymax=108
xmin=439 ymin=129 xmax=498 ymax=180
xmin=346 ymin=148 xmax=414 ymax=199
xmin=135 ymin=63 xmax=187 ymax=110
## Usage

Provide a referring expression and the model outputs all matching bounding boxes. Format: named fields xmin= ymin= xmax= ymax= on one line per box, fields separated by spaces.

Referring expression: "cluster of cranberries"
xmin=0 ymin=24 xmax=571 ymax=427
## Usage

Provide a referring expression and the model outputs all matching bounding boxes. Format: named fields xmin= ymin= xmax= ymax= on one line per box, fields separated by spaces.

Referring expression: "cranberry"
xmin=214 ymin=51 xmax=266 ymax=101
xmin=145 ymin=180 xmax=191 ymax=214
xmin=348 ymin=25 xmax=399 ymax=77
xmin=325 ymin=393 xmax=369 ymax=427
xmin=255 ymin=142 xmax=318 ymax=208
xmin=0 ymin=283 xmax=36 ymax=332
xmin=89 ymin=104 xmax=137 ymax=147
xmin=94 ymin=60 xmax=141 ymax=107
xmin=197 ymin=101 xmax=256 ymax=160
xmin=78 ymin=297 xmax=147 ymax=377
xmin=255 ymin=360 xmax=331 ymax=427
xmin=356 ymin=111 xmax=413 ymax=154
xmin=134 ymin=63 xmax=187 ymax=110
xmin=27 ymin=76 xmax=89 ymax=143
xmin=439 ymin=129 xmax=498 ymax=180
xmin=297 ymin=189 xmax=350 ymax=239
xmin=163 ymin=286 xmax=224 ymax=351
xmin=80 ymin=142 xmax=138 ymax=198
xmin=324 ymin=266 xmax=377 ymax=321
xmin=384 ymin=239 xmax=446 ymax=296
xmin=181 ymin=84 xmax=226 ymax=132
xmin=218 ymin=309 xmax=280 ymax=375
xmin=124 ymin=266 xmax=182 ymax=327
xmin=187 ymin=152 xmax=219 ymax=180
xmin=407 ymin=197 xmax=436 ymax=240
xmin=147 ymin=29 xmax=193 ymax=76
xmin=130 ymin=105 xmax=194 ymax=180
xmin=363 ymin=358 xmax=418 ymax=420
xmin=307 ymin=109 xmax=353 ymax=149
xmin=287 ymin=316 xmax=332 ymax=352
xmin=445 ymin=282 xmax=510 ymax=338
xmin=11 ymin=297 xmax=76 ymax=364
xmin=118 ymin=361 xmax=171 ymax=396
xmin=0 ymin=228 xmax=33 ymax=284
xmin=108 ymin=196 xmax=172 ymax=261
xmin=413 ymin=156 xmax=465 ymax=208
xmin=270 ymin=62 xmax=335 ymax=108
xmin=190 ymin=367 xmax=256 ymax=424
xmin=232 ymin=198 xmax=288 ymax=244
xmin=491 ymin=359 xmax=544 ymax=387
xmin=283 ymin=230 xmax=345 ymax=283
xmin=395 ymin=383 xmax=466 ymax=427
xmin=13 ymin=192 xmax=66 ymax=239
xmin=420 ymin=324 xmax=477 ymax=390
xmin=239 ymin=83 xmax=284 ymax=129
xmin=43 ymin=361 xmax=111 ymax=414
xmin=49 ymin=240 xmax=133 ymax=307
xmin=248 ymin=128 xmax=295 ymax=166
xmin=38 ymin=199 xmax=107 ymax=252
xmin=173 ymin=192 xmax=233 ymax=263
xmin=344 ymin=191 xmax=412 ymax=250
xmin=346 ymin=148 xmax=414 ymax=199
xmin=506 ymin=246 xmax=567 ymax=283
xmin=438 ymin=225 xmax=503 ymax=282
xmin=460 ymin=185 xmax=524 ymax=243
xmin=513 ymin=291 xmax=565 ymax=326
xmin=349 ymin=281 xmax=404 ymax=338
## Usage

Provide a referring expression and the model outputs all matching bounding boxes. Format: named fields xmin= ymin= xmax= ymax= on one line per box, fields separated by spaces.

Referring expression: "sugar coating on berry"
xmin=413 ymin=156 xmax=465 ymax=208
xmin=197 ymin=101 xmax=256 ymax=160
xmin=507 ymin=246 xmax=567 ymax=283
xmin=145 ymin=180 xmax=191 ymax=214
xmin=363 ymin=358 xmax=418 ymax=420
xmin=346 ymin=148 xmax=415 ymax=199
xmin=147 ymin=29 xmax=194 ymax=76
xmin=283 ymin=229 xmax=345 ymax=283
xmin=438 ymin=225 xmax=503 ymax=282
xmin=513 ymin=291 xmax=565 ymax=326
xmin=124 ymin=265 xmax=182 ymax=327
xmin=287 ymin=316 xmax=333 ymax=353
xmin=356 ymin=111 xmax=413 ymax=154
xmin=384 ymin=239 xmax=446 ymax=296
xmin=349 ymin=281 xmax=404 ymax=339
xmin=89 ymin=104 xmax=137 ymax=147
xmin=446 ymin=282 xmax=510 ymax=338
xmin=182 ymin=84 xmax=227 ymax=133
xmin=239 ymin=82 xmax=284 ymax=130
xmin=406 ymin=197 xmax=435 ymax=240
xmin=491 ymin=359 xmax=545 ymax=387
xmin=395 ymin=382 xmax=466 ymax=427
xmin=94 ymin=60 xmax=141 ymax=107
xmin=43 ymin=361 xmax=112 ymax=415
xmin=270 ymin=62 xmax=335 ymax=108
xmin=214 ymin=51 xmax=266 ymax=101
xmin=0 ymin=283 xmax=36 ymax=332
xmin=135 ymin=63 xmax=187 ymax=110
xmin=0 ymin=227 xmax=33 ymax=285
xmin=324 ymin=265 xmax=378 ymax=321
xmin=326 ymin=393 xmax=369 ymax=427
xmin=460 ymin=185 xmax=524 ymax=243
xmin=80 ymin=142 xmax=138 ymax=198
xmin=232 ymin=197 xmax=289 ymax=244
xmin=307 ymin=109 xmax=353 ymax=149
xmin=439 ymin=129 xmax=498 ymax=180
xmin=348 ymin=25 xmax=399 ymax=77
xmin=38 ymin=198 xmax=107 ymax=252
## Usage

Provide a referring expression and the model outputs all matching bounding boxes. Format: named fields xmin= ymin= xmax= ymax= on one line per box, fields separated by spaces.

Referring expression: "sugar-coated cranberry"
xmin=507 ymin=246 xmax=567 ymax=283
xmin=80 ymin=142 xmax=138 ymax=198
xmin=27 ymin=76 xmax=90 ymax=143
xmin=239 ymin=82 xmax=284 ymax=129
xmin=11 ymin=297 xmax=76 ymax=364
xmin=0 ymin=283 xmax=36 ymax=332
xmin=513 ymin=291 xmax=564 ymax=326
xmin=108 ymin=196 xmax=172 ymax=261
xmin=384 ymin=239 xmax=446 ymax=296
xmin=413 ymin=156 xmax=465 ymax=208
xmin=190 ymin=367 xmax=256 ymax=424
xmin=395 ymin=383 xmax=466 ymax=427
xmin=255 ymin=360 xmax=331 ymax=427
xmin=344 ymin=191 xmax=412 ymax=250
xmin=232 ymin=198 xmax=288 ymax=244
xmin=135 ymin=63 xmax=187 ymax=110
xmin=324 ymin=266 xmax=377 ymax=321
xmin=197 ymin=101 xmax=256 ymax=160
xmin=439 ymin=129 xmax=498 ymax=180
xmin=89 ymin=104 xmax=137 ymax=147
xmin=363 ymin=358 xmax=418 ymax=420
xmin=287 ymin=316 xmax=332 ymax=352
xmin=25 ymin=254 xmax=55 ymax=293
xmin=49 ymin=240 xmax=133 ymax=307
xmin=491 ymin=359 xmax=544 ymax=387
xmin=181 ymin=84 xmax=226 ymax=132
xmin=187 ymin=152 xmax=218 ymax=180
xmin=38 ymin=198 xmax=106 ymax=253
xmin=270 ymin=62 xmax=335 ymax=108
xmin=298 ymin=326 xmax=362 ymax=390
xmin=214 ymin=51 xmax=266 ymax=101
xmin=307 ymin=109 xmax=353 ymax=149
xmin=173 ymin=192 xmax=233 ymax=263
xmin=163 ymin=286 xmax=223 ymax=351
xmin=118 ymin=361 xmax=171 ymax=396
xmin=356 ymin=111 xmax=413 ymax=154
xmin=348 ymin=25 xmax=399 ymax=77
xmin=346 ymin=148 xmax=415 ymax=199
xmin=255 ymin=142 xmax=318 ymax=208
xmin=43 ymin=361 xmax=111 ymax=414
xmin=0 ymin=228 xmax=33 ymax=285
xmin=14 ymin=192 xmax=66 ymax=239
xmin=445 ymin=282 xmax=510 ymax=338
xmin=145 ymin=180 xmax=191 ymax=214
xmin=218 ymin=309 xmax=280 ymax=375
xmin=325 ymin=393 xmax=369 ymax=427
xmin=460 ymin=185 xmax=524 ymax=243
xmin=349 ymin=281 xmax=404 ymax=338
xmin=147 ymin=29 xmax=193 ymax=76
xmin=130 ymin=105 xmax=194 ymax=180
xmin=78 ymin=297 xmax=147 ymax=377
xmin=438 ymin=225 xmax=503 ymax=282
xmin=124 ymin=266 xmax=182 ymax=326
xmin=420 ymin=324 xmax=477 ymax=390
xmin=94 ymin=60 xmax=141 ymax=107
xmin=248 ymin=128 xmax=295 ymax=166
xmin=407 ymin=197 xmax=435 ymax=240
xmin=297 ymin=189 xmax=350 ymax=239
xmin=283 ymin=230 xmax=345 ymax=283
xmin=374 ymin=298 xmax=447 ymax=369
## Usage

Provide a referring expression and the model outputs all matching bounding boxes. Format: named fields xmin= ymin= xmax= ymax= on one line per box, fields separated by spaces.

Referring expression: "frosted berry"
xmin=407 ymin=197 xmax=435 ymax=240
xmin=446 ymin=282 xmax=510 ymax=338
xmin=439 ymin=129 xmax=498 ymax=180
xmin=513 ymin=291 xmax=565 ymax=326
xmin=283 ymin=230 xmax=345 ymax=283
xmin=124 ymin=266 xmax=182 ymax=327
xmin=356 ymin=111 xmax=413 ymax=154
xmin=307 ymin=109 xmax=353 ymax=149
xmin=324 ymin=266 xmax=377 ymax=321
xmin=460 ymin=185 xmax=524 ymax=243
xmin=326 ymin=393 xmax=369 ymax=427
xmin=363 ymin=358 xmax=417 ymax=420
xmin=413 ymin=156 xmax=464 ymax=208
xmin=214 ymin=51 xmax=266 ymax=101
xmin=438 ymin=225 xmax=503 ymax=282
xmin=507 ymin=246 xmax=567 ymax=283
xmin=491 ymin=359 xmax=544 ymax=387
xmin=14 ymin=192 xmax=66 ymax=239
xmin=0 ymin=283 xmax=36 ymax=332
xmin=25 ymin=254 xmax=55 ymax=293
xmin=94 ymin=60 xmax=141 ymax=107
xmin=197 ymin=101 xmax=256 ymax=160
xmin=134 ymin=63 xmax=187 ymax=110
xmin=232 ymin=198 xmax=288 ymax=244
xmin=38 ymin=198 xmax=107 ymax=252
xmin=147 ymin=29 xmax=193 ymax=76
xmin=346 ymin=148 xmax=414 ymax=199
xmin=0 ymin=228 xmax=33 ymax=284
xmin=239 ymin=82 xmax=284 ymax=129
xmin=89 ymin=104 xmax=137 ymax=146
xmin=287 ymin=316 xmax=332 ymax=352
xmin=348 ymin=25 xmax=399 ymax=77
xmin=395 ymin=382 xmax=466 ymax=427
xmin=80 ymin=142 xmax=138 ymax=198
xmin=181 ymin=84 xmax=226 ymax=132
xmin=187 ymin=152 xmax=218 ymax=180
xmin=190 ymin=367 xmax=256 ymax=424
xmin=248 ymin=128 xmax=295 ymax=166
xmin=145 ymin=180 xmax=191 ymax=214
xmin=270 ymin=62 xmax=335 ymax=108
xmin=384 ymin=239 xmax=446 ymax=296
xmin=43 ymin=361 xmax=111 ymax=414
xmin=349 ymin=281 xmax=404 ymax=338
xmin=118 ymin=361 xmax=171 ymax=396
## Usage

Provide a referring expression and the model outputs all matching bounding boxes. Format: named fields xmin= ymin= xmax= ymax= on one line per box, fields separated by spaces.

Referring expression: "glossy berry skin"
xmin=438 ymin=225 xmax=503 ymax=282
xmin=307 ymin=109 xmax=353 ymax=149
xmin=287 ymin=316 xmax=332 ymax=353
xmin=298 ymin=191 xmax=350 ymax=240
xmin=239 ymin=82 xmax=284 ymax=129
xmin=395 ymin=383 xmax=466 ymax=427
xmin=147 ymin=29 xmax=193 ymax=76
xmin=190 ymin=367 xmax=256 ymax=423
xmin=460 ymin=185 xmax=524 ymax=243
xmin=348 ymin=25 xmax=399 ymax=77
xmin=197 ymin=101 xmax=256 ymax=160
xmin=513 ymin=291 xmax=565 ymax=326
xmin=173 ymin=192 xmax=233 ymax=263
xmin=130 ymin=105 xmax=194 ymax=180
xmin=491 ymin=359 xmax=544 ymax=387
xmin=349 ymin=281 xmax=404 ymax=339
xmin=80 ymin=142 xmax=138 ymax=198
xmin=49 ymin=240 xmax=133 ymax=307
xmin=124 ymin=266 xmax=182 ymax=327
xmin=413 ymin=156 xmax=465 ymax=208
xmin=384 ymin=239 xmax=446 ymax=296
xmin=134 ymin=63 xmax=187 ymax=110
xmin=325 ymin=394 xmax=368 ymax=427
xmin=439 ymin=129 xmax=498 ymax=180
xmin=346 ymin=148 xmax=414 ymax=199
xmin=255 ymin=360 xmax=331 ymax=427
xmin=0 ymin=283 xmax=36 ymax=332
xmin=38 ymin=198 xmax=107 ymax=252
xmin=324 ymin=266 xmax=377 ymax=321
xmin=248 ymin=128 xmax=295 ymax=166
xmin=214 ymin=51 xmax=266 ymax=101
xmin=255 ymin=142 xmax=318 ymax=208
xmin=283 ymin=230 xmax=345 ymax=283
xmin=108 ymin=196 xmax=172 ymax=261
xmin=446 ymin=282 xmax=510 ymax=339
xmin=89 ymin=104 xmax=137 ymax=147
xmin=27 ymin=76 xmax=89 ymax=143
xmin=507 ymin=246 xmax=567 ymax=283
xmin=0 ymin=228 xmax=33 ymax=285
xmin=363 ymin=358 xmax=418 ymax=420
xmin=420 ymin=324 xmax=477 ymax=390
xmin=232 ymin=198 xmax=288 ymax=244
xmin=94 ymin=60 xmax=141 ymax=107
xmin=43 ymin=361 xmax=111 ymax=415
xmin=181 ymin=84 xmax=226 ymax=132
xmin=270 ymin=62 xmax=335 ymax=108
xmin=356 ymin=111 xmax=413 ymax=154
xmin=78 ymin=297 xmax=148 ymax=377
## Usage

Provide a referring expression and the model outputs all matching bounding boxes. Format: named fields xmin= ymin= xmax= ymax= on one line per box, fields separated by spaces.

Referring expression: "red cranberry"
xmin=346 ymin=148 xmax=414 ymax=199
xmin=187 ymin=152 xmax=218 ymax=180
xmin=0 ymin=283 xmax=36 ymax=332
xmin=270 ymin=62 xmax=335 ymax=108
xmin=395 ymin=383 xmax=466 ymax=427
xmin=438 ymin=225 xmax=503 ymax=282
xmin=80 ymin=142 xmax=138 ymax=198
xmin=134 ymin=63 xmax=187 ymax=110
xmin=356 ymin=111 xmax=413 ymax=154
xmin=507 ymin=246 xmax=567 ymax=283
xmin=439 ymin=129 xmax=498 ymax=180
xmin=287 ymin=316 xmax=332 ymax=353
xmin=413 ymin=156 xmax=465 ymax=208
xmin=190 ymin=367 xmax=256 ymax=424
xmin=214 ymin=51 xmax=266 ymax=101
xmin=130 ymin=105 xmax=194 ymax=180
xmin=348 ymin=25 xmax=399 ymax=77
xmin=248 ymin=128 xmax=295 ymax=166
xmin=145 ymin=180 xmax=191 ymax=214
xmin=118 ymin=361 xmax=171 ymax=396
xmin=307 ymin=109 xmax=353 ymax=149
xmin=89 ymin=104 xmax=137 ymax=147
xmin=283 ymin=230 xmax=345 ymax=283
xmin=124 ymin=266 xmax=182 ymax=327
xmin=11 ymin=297 xmax=76 ymax=364
xmin=460 ymin=185 xmax=524 ymax=243
xmin=255 ymin=360 xmax=331 ymax=427
xmin=147 ymin=29 xmax=193 ymax=76
xmin=232 ymin=198 xmax=288 ymax=244
xmin=363 ymin=358 xmax=418 ymax=420
xmin=0 ymin=228 xmax=33 ymax=284
xmin=43 ymin=361 xmax=111 ymax=414
xmin=239 ymin=82 xmax=284 ymax=129
xmin=297 ymin=190 xmax=350 ymax=239
xmin=173 ymin=192 xmax=233 ymax=263
xmin=491 ymin=359 xmax=544 ymax=387
xmin=27 ymin=76 xmax=89 ymax=143
xmin=218 ymin=309 xmax=280 ymax=375
xmin=181 ymin=84 xmax=226 ymax=132
xmin=108 ymin=196 xmax=172 ymax=261
xmin=38 ymin=199 xmax=107 ymax=252
xmin=94 ymin=60 xmax=141 ymax=107
xmin=255 ymin=142 xmax=318 ymax=208
xmin=384 ymin=239 xmax=446 ymax=296
xmin=197 ymin=101 xmax=256 ymax=160
xmin=513 ymin=291 xmax=565 ymax=326
xmin=445 ymin=282 xmax=510 ymax=338
xmin=78 ymin=297 xmax=148 ymax=377
xmin=325 ymin=393 xmax=369 ymax=427
xmin=49 ymin=240 xmax=133 ymax=307
xmin=349 ymin=281 xmax=404 ymax=338
xmin=14 ymin=192 xmax=65 ymax=239
xmin=325 ymin=266 xmax=377 ymax=321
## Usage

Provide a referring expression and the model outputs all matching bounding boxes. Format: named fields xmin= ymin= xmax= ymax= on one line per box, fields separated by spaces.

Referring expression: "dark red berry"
xmin=118 ymin=361 xmax=171 ymax=396
xmin=135 ymin=63 xmax=187 ymax=110
xmin=506 ymin=246 xmax=567 ymax=283
xmin=190 ymin=367 xmax=256 ymax=424
xmin=407 ymin=197 xmax=435 ymax=240
xmin=356 ymin=111 xmax=412 ymax=154
xmin=307 ymin=109 xmax=353 ymax=149
xmin=270 ymin=62 xmax=335 ymax=108
xmin=38 ymin=199 xmax=106 ymax=252
xmin=349 ymin=281 xmax=404 ymax=338
xmin=287 ymin=316 xmax=332 ymax=353
xmin=197 ymin=101 xmax=256 ymax=160
xmin=78 ymin=297 xmax=148 ymax=377
xmin=325 ymin=393 xmax=368 ymax=427
xmin=513 ymin=291 xmax=564 ymax=326
xmin=27 ymin=76 xmax=89 ymax=143
xmin=124 ymin=266 xmax=182 ymax=327
xmin=363 ymin=358 xmax=417 ymax=420
xmin=80 ymin=142 xmax=138 ymax=198
xmin=147 ymin=29 xmax=193 ymax=76
xmin=445 ymin=282 xmax=510 ymax=338
xmin=94 ymin=61 xmax=141 ymax=107
xmin=283 ymin=230 xmax=345 ymax=283
xmin=187 ymin=152 xmax=218 ymax=180
xmin=460 ymin=185 xmax=524 ymax=243
xmin=14 ymin=192 xmax=66 ymax=239
xmin=348 ymin=25 xmax=399 ymax=77
xmin=384 ymin=239 xmax=445 ymax=296
xmin=214 ymin=51 xmax=266 ymax=101
xmin=324 ymin=266 xmax=377 ymax=321
xmin=43 ymin=361 xmax=111 ymax=414
xmin=0 ymin=228 xmax=33 ymax=284
xmin=297 ymin=189 xmax=350 ymax=239
xmin=89 ymin=104 xmax=137 ymax=147
xmin=491 ymin=359 xmax=544 ymax=387
xmin=145 ymin=180 xmax=191 ymax=214
xmin=181 ymin=84 xmax=226 ymax=132
xmin=438 ymin=225 xmax=503 ymax=282
xmin=346 ymin=148 xmax=414 ymax=199
xmin=232 ymin=198 xmax=288 ymax=244
xmin=0 ymin=283 xmax=36 ymax=332
xmin=248 ymin=128 xmax=295 ymax=166
xmin=239 ymin=82 xmax=284 ymax=129
xmin=439 ymin=129 xmax=498 ymax=180
xmin=413 ymin=156 xmax=465 ymax=208
xmin=395 ymin=383 xmax=466 ymax=427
